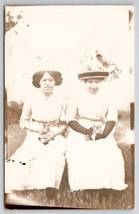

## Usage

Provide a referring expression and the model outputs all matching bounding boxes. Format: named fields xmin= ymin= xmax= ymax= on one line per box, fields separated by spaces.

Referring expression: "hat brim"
xmin=78 ymin=71 xmax=109 ymax=80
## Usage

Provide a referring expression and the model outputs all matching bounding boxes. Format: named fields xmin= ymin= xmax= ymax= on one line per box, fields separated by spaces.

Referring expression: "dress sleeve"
xmin=59 ymin=96 xmax=68 ymax=121
xmin=105 ymin=100 xmax=118 ymax=122
xmin=66 ymin=96 xmax=78 ymax=123
xmin=20 ymin=99 xmax=32 ymax=129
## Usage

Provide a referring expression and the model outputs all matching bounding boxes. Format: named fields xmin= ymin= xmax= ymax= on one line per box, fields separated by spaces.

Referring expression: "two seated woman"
xmin=5 ymin=68 xmax=127 ymax=197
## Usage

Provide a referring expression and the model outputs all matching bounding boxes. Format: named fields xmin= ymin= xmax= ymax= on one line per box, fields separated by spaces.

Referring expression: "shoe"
xmin=46 ymin=187 xmax=58 ymax=200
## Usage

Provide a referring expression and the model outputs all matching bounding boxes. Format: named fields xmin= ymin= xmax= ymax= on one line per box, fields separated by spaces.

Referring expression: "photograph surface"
xmin=4 ymin=5 xmax=134 ymax=209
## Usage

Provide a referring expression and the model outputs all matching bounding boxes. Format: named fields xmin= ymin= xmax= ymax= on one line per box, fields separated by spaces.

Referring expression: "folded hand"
xmin=38 ymin=130 xmax=58 ymax=145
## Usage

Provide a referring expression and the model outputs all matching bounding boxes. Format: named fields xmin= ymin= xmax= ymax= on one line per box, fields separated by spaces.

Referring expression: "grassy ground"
xmin=5 ymin=119 xmax=134 ymax=209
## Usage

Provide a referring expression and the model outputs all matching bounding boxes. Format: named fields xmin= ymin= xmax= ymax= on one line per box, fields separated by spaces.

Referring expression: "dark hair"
xmin=32 ymin=71 xmax=63 ymax=88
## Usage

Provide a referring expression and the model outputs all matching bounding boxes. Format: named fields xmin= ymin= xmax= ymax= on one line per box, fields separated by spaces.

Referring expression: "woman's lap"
xmin=5 ymin=133 xmax=66 ymax=192
xmin=66 ymin=133 xmax=127 ymax=190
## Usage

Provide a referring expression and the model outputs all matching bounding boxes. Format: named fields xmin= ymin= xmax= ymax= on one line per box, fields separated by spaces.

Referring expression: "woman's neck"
xmin=41 ymin=90 xmax=54 ymax=97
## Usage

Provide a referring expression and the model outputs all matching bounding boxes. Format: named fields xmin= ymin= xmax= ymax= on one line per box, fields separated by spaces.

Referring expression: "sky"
xmin=5 ymin=5 xmax=134 ymax=110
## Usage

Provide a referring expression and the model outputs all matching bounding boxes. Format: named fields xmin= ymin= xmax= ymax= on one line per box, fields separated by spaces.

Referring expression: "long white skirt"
xmin=5 ymin=131 xmax=66 ymax=193
xmin=66 ymin=130 xmax=128 ymax=191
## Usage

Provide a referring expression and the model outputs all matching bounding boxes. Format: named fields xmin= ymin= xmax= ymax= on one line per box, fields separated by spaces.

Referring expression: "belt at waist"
xmin=32 ymin=119 xmax=66 ymax=127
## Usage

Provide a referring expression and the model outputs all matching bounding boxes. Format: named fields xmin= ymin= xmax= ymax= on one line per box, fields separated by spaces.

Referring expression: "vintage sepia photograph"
xmin=4 ymin=5 xmax=134 ymax=209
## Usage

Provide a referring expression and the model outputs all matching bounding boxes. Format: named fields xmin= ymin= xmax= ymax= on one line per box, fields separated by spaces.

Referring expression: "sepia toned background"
xmin=5 ymin=6 xmax=134 ymax=108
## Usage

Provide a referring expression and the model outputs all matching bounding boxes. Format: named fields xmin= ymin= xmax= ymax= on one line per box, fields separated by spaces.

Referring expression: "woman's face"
xmin=84 ymin=78 xmax=104 ymax=95
xmin=40 ymin=72 xmax=55 ymax=94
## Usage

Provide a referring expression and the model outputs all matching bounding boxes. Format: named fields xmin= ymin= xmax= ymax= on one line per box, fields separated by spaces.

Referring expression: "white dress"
xmin=66 ymin=87 xmax=128 ymax=191
xmin=5 ymin=90 xmax=67 ymax=193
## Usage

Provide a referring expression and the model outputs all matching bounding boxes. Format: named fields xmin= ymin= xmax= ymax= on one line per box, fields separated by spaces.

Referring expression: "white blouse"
xmin=66 ymin=87 xmax=118 ymax=123
xmin=20 ymin=90 xmax=67 ymax=128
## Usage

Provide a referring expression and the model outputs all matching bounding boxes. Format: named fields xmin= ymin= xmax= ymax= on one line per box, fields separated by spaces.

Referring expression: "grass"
xmin=6 ymin=124 xmax=26 ymax=158
xmin=11 ymin=183 xmax=133 ymax=209
xmin=5 ymin=118 xmax=134 ymax=209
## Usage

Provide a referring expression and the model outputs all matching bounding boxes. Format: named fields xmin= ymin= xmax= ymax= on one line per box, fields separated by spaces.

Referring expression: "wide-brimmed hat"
xmin=79 ymin=49 xmax=121 ymax=81
xmin=78 ymin=71 xmax=109 ymax=80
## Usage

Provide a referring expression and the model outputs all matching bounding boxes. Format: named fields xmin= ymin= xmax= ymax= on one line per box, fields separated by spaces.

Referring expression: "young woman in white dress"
xmin=5 ymin=70 xmax=67 ymax=198
xmin=66 ymin=71 xmax=128 ymax=191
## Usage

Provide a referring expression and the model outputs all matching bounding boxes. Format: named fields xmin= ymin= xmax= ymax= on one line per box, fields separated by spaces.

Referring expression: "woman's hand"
xmin=46 ymin=130 xmax=56 ymax=140
xmin=39 ymin=125 xmax=67 ymax=145
xmin=85 ymin=127 xmax=94 ymax=141
xmin=38 ymin=132 xmax=55 ymax=145
xmin=38 ymin=130 xmax=56 ymax=145
xmin=94 ymin=121 xmax=116 ymax=141
xmin=46 ymin=125 xmax=66 ymax=139
xmin=94 ymin=133 xmax=103 ymax=140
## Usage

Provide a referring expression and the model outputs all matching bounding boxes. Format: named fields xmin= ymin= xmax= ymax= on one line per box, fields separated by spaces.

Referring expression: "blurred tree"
xmin=5 ymin=10 xmax=22 ymax=33
xmin=7 ymin=101 xmax=24 ymax=124
xmin=5 ymin=10 xmax=30 ymax=34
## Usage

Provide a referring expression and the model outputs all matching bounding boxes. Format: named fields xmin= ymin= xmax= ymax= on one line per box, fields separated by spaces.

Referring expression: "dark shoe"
xmin=46 ymin=187 xmax=58 ymax=200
